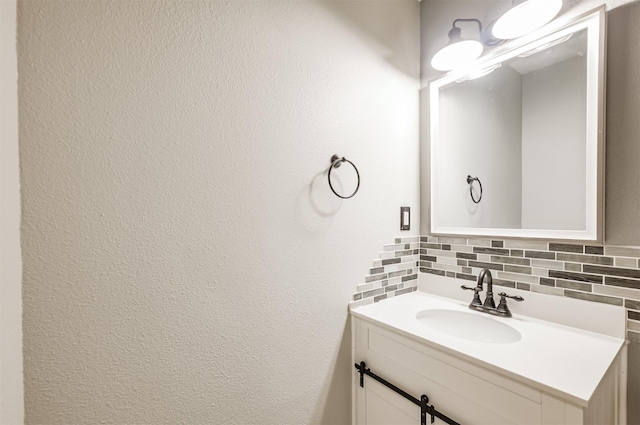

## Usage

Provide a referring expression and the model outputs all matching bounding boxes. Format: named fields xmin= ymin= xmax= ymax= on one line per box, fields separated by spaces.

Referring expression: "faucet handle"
xmin=497 ymin=292 xmax=524 ymax=317
xmin=498 ymin=292 xmax=524 ymax=302
xmin=461 ymin=285 xmax=482 ymax=306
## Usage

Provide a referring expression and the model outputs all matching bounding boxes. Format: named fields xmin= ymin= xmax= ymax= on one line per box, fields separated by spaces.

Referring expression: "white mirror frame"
xmin=428 ymin=7 xmax=605 ymax=242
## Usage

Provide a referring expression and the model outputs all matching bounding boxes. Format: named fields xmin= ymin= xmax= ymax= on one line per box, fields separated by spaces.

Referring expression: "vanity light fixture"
xmin=431 ymin=0 xmax=563 ymax=71
xmin=430 ymin=19 xmax=502 ymax=72
xmin=492 ymin=0 xmax=563 ymax=40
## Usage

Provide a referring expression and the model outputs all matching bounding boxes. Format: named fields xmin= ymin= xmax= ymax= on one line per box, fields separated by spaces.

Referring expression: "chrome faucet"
xmin=461 ymin=268 xmax=524 ymax=317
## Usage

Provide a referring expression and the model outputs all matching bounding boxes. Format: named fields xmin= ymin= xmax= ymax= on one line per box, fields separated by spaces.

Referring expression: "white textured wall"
xmin=1 ymin=0 xmax=24 ymax=423
xmin=521 ymin=56 xmax=586 ymax=230
xmin=18 ymin=1 xmax=420 ymax=424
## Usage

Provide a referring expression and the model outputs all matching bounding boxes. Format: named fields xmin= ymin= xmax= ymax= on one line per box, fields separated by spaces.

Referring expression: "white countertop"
xmin=350 ymin=291 xmax=625 ymax=407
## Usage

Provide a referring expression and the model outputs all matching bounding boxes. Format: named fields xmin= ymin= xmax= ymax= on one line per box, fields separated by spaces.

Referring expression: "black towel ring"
xmin=328 ymin=154 xmax=360 ymax=199
xmin=467 ymin=175 xmax=483 ymax=204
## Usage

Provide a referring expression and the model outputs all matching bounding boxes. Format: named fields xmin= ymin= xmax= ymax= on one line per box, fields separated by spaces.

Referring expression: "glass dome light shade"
xmin=492 ymin=0 xmax=563 ymax=40
xmin=431 ymin=39 xmax=484 ymax=71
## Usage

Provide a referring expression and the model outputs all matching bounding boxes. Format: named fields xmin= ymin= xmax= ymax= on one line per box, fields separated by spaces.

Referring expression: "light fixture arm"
xmin=449 ymin=18 xmax=504 ymax=47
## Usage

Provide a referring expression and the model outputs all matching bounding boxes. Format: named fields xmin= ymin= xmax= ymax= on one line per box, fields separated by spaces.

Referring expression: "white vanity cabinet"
xmin=351 ymin=292 xmax=626 ymax=425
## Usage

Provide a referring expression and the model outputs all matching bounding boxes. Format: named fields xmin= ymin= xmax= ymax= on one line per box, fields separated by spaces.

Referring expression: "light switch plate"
xmin=400 ymin=207 xmax=410 ymax=231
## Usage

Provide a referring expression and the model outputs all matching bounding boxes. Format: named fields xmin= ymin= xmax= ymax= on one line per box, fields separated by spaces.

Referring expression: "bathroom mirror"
xmin=428 ymin=7 xmax=605 ymax=241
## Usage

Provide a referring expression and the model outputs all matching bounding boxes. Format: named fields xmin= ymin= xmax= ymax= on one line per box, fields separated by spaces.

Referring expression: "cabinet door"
xmin=354 ymin=319 xmax=543 ymax=425
xmin=360 ymin=378 xmax=420 ymax=425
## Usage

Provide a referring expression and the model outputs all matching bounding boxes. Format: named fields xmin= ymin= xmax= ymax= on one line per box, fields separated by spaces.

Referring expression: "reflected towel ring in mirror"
xmin=467 ymin=175 xmax=483 ymax=204
xmin=328 ymin=154 xmax=360 ymax=199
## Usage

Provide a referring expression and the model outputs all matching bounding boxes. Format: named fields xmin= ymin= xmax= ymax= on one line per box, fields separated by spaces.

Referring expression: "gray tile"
xmin=548 ymin=270 xmax=602 ymax=283
xmin=532 ymin=268 xmax=548 ymax=277
xmin=402 ymin=274 xmax=418 ymax=282
xmin=419 ymin=261 xmax=432 ymax=268
xmin=505 ymin=265 xmax=532 ymax=274
xmin=456 ymin=273 xmax=476 ymax=282
xmin=374 ymin=294 xmax=388 ymax=303
xmin=437 ymin=236 xmax=468 ymax=244
xmin=384 ymin=284 xmax=398 ymax=293
xmin=493 ymin=278 xmax=516 ymax=288
xmin=462 ymin=267 xmax=472 ymax=274
xmin=525 ymin=250 xmax=556 ymax=260
xmin=585 ymin=246 xmax=604 ymax=255
xmin=420 ymin=255 xmax=437 ymax=262
xmin=395 ymin=287 xmax=414 ymax=296
xmin=491 ymin=240 xmax=504 ymax=248
xmin=468 ymin=261 xmax=504 ymax=271
xmin=491 ymin=255 xmax=530 ymax=266
xmin=628 ymin=320 xmax=640 ymax=333
xmin=540 ymin=277 xmax=556 ymax=287
xmin=593 ymin=284 xmax=640 ymax=300
xmin=422 ymin=243 xmax=442 ymax=250
xmin=605 ymin=276 xmax=640 ymax=290
xmin=353 ymin=293 xmax=362 ymax=301
xmin=467 ymin=238 xmax=491 ymax=247
xmin=457 ymin=259 xmax=468 ymax=267
xmin=629 ymin=310 xmax=640 ymax=321
xmin=450 ymin=244 xmax=473 ymax=253
xmin=363 ymin=288 xmax=385 ymax=298
xmin=381 ymin=258 xmax=401 ymax=266
xmin=497 ymin=272 xmax=538 ymax=284
xmin=563 ymin=290 xmax=623 ymax=306
xmin=531 ymin=259 xmax=564 ymax=270
xmin=628 ymin=331 xmax=640 ymax=343
xmin=456 ymin=252 xmax=477 ymax=260
xmin=477 ymin=254 xmax=492 ymax=262
xmin=583 ymin=264 xmax=640 ymax=279
xmin=532 ymin=285 xmax=564 ymax=296
xmin=504 ymin=240 xmax=548 ymax=250
xmin=388 ymin=270 xmax=407 ymax=278
xmin=516 ymin=283 xmax=531 ymax=291
xmin=446 ymin=271 xmax=456 ymax=278
xmin=427 ymin=249 xmax=456 ymax=258
xmin=357 ymin=282 xmax=374 ymax=292
xmin=625 ymin=299 xmax=640 ymax=310
xmin=394 ymin=249 xmax=413 ymax=257
xmin=549 ymin=243 xmax=584 ymax=253
xmin=564 ymin=263 xmax=582 ymax=272
xmin=605 ymin=246 xmax=640 ymax=258
xmin=473 ymin=247 xmax=510 ymax=255
xmin=614 ymin=257 xmax=638 ymax=268
xmin=369 ymin=267 xmax=385 ymax=275
xmin=366 ymin=273 xmax=388 ymax=283
xmin=556 ymin=279 xmax=592 ymax=292
xmin=420 ymin=236 xmax=428 ymax=242
xmin=381 ymin=280 xmax=389 ymax=287
xmin=441 ymin=244 xmax=451 ymax=251
xmin=510 ymin=249 xmax=524 ymax=257
xmin=557 ymin=253 xmax=614 ymax=266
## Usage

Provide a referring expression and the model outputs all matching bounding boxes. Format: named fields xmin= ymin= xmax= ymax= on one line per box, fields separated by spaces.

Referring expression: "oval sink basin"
xmin=415 ymin=309 xmax=522 ymax=343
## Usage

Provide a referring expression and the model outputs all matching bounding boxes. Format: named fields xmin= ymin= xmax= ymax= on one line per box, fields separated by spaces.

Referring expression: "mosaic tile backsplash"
xmin=420 ymin=236 xmax=640 ymax=343
xmin=351 ymin=236 xmax=420 ymax=306
xmin=352 ymin=235 xmax=640 ymax=343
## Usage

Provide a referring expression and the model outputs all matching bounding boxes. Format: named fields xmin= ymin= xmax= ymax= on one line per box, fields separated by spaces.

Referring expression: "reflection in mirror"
xmin=429 ymin=8 xmax=604 ymax=241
